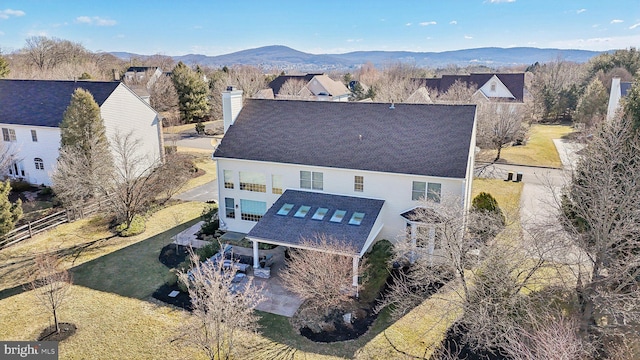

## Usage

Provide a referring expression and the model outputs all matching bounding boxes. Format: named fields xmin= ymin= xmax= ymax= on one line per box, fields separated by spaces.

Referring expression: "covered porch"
xmin=246 ymin=190 xmax=385 ymax=296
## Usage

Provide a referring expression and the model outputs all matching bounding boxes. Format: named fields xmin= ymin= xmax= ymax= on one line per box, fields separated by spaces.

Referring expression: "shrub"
xmin=116 ymin=215 xmax=146 ymax=237
xmin=200 ymin=204 xmax=219 ymax=235
xmin=165 ymin=271 xmax=178 ymax=287
xmin=164 ymin=145 xmax=177 ymax=155
xmin=195 ymin=122 xmax=205 ymax=134
xmin=469 ymin=192 xmax=505 ymax=243
xmin=9 ymin=180 xmax=32 ymax=192
xmin=196 ymin=241 xmax=220 ymax=260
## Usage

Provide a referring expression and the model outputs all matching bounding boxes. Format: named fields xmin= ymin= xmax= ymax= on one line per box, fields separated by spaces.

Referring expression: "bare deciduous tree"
xmin=561 ymin=115 xmax=640 ymax=340
xmin=378 ymin=197 xmax=563 ymax=356
xmin=476 ymin=102 xmax=527 ymax=162
xmin=280 ymin=235 xmax=367 ymax=314
xmin=176 ymin=250 xmax=263 ymax=360
xmin=277 ymin=78 xmax=308 ymax=99
xmin=29 ymin=253 xmax=72 ymax=334
xmin=149 ymin=73 xmax=179 ymax=113
xmin=103 ymin=131 xmax=162 ymax=229
xmin=435 ymin=79 xmax=478 ymax=104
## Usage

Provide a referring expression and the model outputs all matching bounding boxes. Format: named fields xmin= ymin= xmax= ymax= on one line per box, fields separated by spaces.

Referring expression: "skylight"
xmin=294 ymin=205 xmax=311 ymax=218
xmin=312 ymin=207 xmax=328 ymax=220
xmin=349 ymin=212 xmax=365 ymax=225
xmin=330 ymin=210 xmax=347 ymax=223
xmin=277 ymin=203 xmax=294 ymax=216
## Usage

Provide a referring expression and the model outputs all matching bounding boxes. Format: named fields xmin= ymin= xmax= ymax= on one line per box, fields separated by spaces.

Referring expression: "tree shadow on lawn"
xmin=0 ymin=235 xmax=118 ymax=301
xmin=69 ymin=218 xmax=202 ymax=300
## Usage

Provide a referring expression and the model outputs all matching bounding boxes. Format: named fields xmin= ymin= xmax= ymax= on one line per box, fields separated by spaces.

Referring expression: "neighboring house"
xmin=607 ymin=77 xmax=633 ymax=120
xmin=123 ymin=66 xmax=163 ymax=89
xmin=213 ymin=90 xmax=477 ymax=288
xmin=122 ymin=66 xmax=164 ymax=103
xmin=267 ymin=73 xmax=350 ymax=101
xmin=414 ymin=73 xmax=526 ymax=103
xmin=0 ymin=79 xmax=164 ymax=186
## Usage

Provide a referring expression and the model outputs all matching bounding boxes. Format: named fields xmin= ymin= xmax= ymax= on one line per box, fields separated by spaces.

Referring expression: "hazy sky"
xmin=1 ymin=0 xmax=639 ymax=56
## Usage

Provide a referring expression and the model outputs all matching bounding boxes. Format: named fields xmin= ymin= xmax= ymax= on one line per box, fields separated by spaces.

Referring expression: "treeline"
xmin=1 ymin=36 xmax=639 ymax=128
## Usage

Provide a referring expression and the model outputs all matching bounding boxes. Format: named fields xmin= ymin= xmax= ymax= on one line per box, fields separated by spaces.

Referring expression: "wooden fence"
xmin=0 ymin=200 xmax=104 ymax=250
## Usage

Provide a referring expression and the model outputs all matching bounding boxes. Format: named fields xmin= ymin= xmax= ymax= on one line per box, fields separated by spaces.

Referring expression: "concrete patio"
xmin=171 ymin=225 xmax=303 ymax=317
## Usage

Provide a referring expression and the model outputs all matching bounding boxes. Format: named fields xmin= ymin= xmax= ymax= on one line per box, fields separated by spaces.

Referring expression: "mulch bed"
xmin=159 ymin=244 xmax=190 ymax=268
xmin=38 ymin=322 xmax=77 ymax=341
xmin=152 ymin=284 xmax=192 ymax=311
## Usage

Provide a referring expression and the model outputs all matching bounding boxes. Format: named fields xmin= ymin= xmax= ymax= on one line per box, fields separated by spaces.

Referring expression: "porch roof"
xmin=247 ymin=190 xmax=384 ymax=255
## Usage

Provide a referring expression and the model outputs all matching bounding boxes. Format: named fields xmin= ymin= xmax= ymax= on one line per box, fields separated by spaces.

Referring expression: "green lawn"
xmin=479 ymin=124 xmax=574 ymax=168
xmin=71 ymin=217 xmax=201 ymax=299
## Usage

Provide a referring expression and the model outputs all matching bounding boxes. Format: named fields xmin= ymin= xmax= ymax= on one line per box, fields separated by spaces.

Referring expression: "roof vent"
xmin=359 ymin=134 xmax=363 ymax=141
xmin=389 ymin=103 xmax=395 ymax=109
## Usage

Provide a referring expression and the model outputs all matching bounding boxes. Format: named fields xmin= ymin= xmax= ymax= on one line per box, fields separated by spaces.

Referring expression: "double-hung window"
xmin=412 ymin=181 xmax=441 ymax=203
xmin=354 ymin=175 xmax=364 ymax=192
xmin=2 ymin=128 xmax=16 ymax=142
xmin=34 ymin=158 xmax=44 ymax=170
xmin=300 ymin=171 xmax=323 ymax=190
xmin=272 ymin=174 xmax=283 ymax=194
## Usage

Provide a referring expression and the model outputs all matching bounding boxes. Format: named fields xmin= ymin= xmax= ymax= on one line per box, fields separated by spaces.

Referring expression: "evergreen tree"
xmin=54 ymin=88 xmax=114 ymax=204
xmin=0 ymin=180 xmax=22 ymax=236
xmin=171 ymin=62 xmax=210 ymax=123
xmin=575 ymin=78 xmax=608 ymax=128
xmin=623 ymin=76 xmax=640 ymax=130
xmin=0 ymin=55 xmax=9 ymax=78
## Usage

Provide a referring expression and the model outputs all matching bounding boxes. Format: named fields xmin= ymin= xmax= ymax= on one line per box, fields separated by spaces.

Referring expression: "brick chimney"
xmin=222 ymin=87 xmax=243 ymax=133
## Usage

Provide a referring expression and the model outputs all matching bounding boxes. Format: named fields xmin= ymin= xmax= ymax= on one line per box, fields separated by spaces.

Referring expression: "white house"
xmin=415 ymin=73 xmax=527 ymax=103
xmin=267 ymin=73 xmax=351 ymax=101
xmin=213 ymin=90 xmax=477 ymax=288
xmin=607 ymin=77 xmax=633 ymax=120
xmin=0 ymin=79 xmax=164 ymax=186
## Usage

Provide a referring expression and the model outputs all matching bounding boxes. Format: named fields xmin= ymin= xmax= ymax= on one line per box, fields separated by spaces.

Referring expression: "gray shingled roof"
xmin=415 ymin=73 xmax=525 ymax=102
xmin=214 ymin=99 xmax=476 ymax=179
xmin=247 ymin=190 xmax=385 ymax=254
xmin=0 ymin=79 xmax=120 ymax=127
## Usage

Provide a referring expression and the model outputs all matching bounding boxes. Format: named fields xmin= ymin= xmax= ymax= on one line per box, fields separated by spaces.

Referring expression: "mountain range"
xmin=111 ymin=45 xmax=604 ymax=71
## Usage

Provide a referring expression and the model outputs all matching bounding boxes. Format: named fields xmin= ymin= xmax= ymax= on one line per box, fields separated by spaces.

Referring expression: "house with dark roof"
xmin=0 ymin=79 xmax=164 ymax=186
xmin=213 ymin=89 xmax=477 ymax=289
xmin=607 ymin=77 xmax=633 ymax=120
xmin=414 ymin=73 xmax=526 ymax=103
xmin=267 ymin=73 xmax=350 ymax=101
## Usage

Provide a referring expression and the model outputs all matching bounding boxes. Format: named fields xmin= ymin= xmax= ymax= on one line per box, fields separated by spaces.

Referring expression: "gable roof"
xmin=214 ymin=99 xmax=476 ymax=179
xmin=415 ymin=73 xmax=525 ymax=102
xmin=247 ymin=189 xmax=385 ymax=255
xmin=267 ymin=73 xmax=319 ymax=95
xmin=125 ymin=66 xmax=160 ymax=73
xmin=0 ymin=79 xmax=121 ymax=127
xmin=309 ymin=74 xmax=350 ymax=97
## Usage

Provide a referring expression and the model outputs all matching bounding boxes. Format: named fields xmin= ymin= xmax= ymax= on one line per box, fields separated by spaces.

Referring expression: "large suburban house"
xmin=0 ymin=79 xmax=164 ymax=186
xmin=607 ymin=77 xmax=633 ymax=120
xmin=213 ymin=90 xmax=477 ymax=289
xmin=266 ymin=73 xmax=351 ymax=101
xmin=414 ymin=73 xmax=526 ymax=103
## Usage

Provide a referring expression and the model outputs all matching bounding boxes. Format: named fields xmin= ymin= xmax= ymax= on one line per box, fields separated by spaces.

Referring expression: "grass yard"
xmin=177 ymin=153 xmax=218 ymax=193
xmin=471 ymin=177 xmax=524 ymax=224
xmin=163 ymin=120 xmax=216 ymax=134
xmin=478 ymin=124 xmax=574 ymax=168
xmin=0 ymin=285 xmax=206 ymax=360
xmin=0 ymin=202 xmax=207 ymax=298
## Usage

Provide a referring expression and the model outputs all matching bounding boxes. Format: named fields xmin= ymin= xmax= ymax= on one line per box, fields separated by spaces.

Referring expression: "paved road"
xmin=477 ymin=138 xmax=585 ymax=265
xmin=174 ymin=180 xmax=218 ymax=203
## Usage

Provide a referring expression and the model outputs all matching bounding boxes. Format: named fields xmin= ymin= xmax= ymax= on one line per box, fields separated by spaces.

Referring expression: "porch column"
xmin=352 ymin=256 xmax=360 ymax=298
xmin=410 ymin=223 xmax=417 ymax=264
xmin=252 ymin=240 xmax=260 ymax=268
